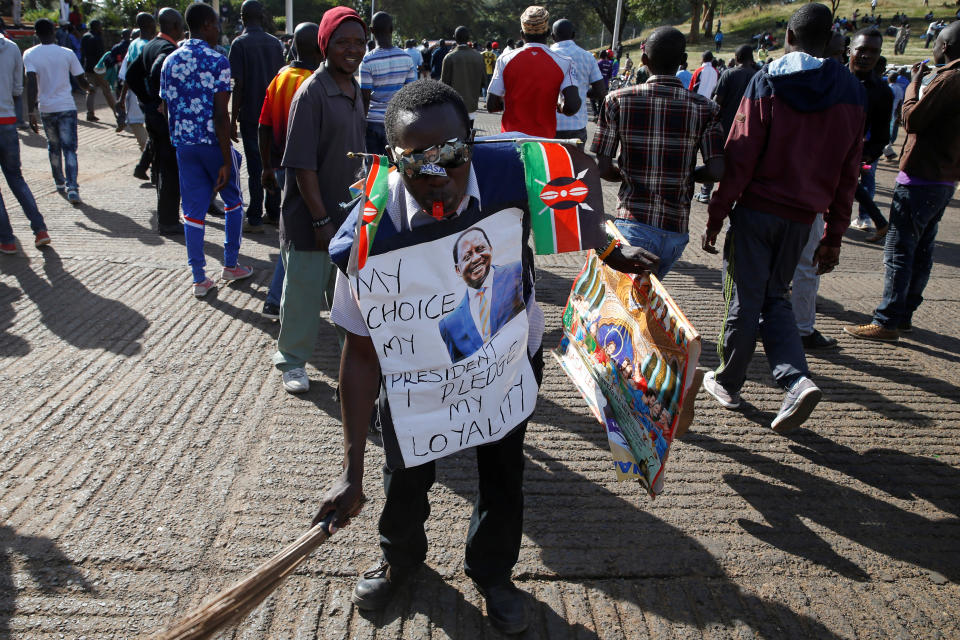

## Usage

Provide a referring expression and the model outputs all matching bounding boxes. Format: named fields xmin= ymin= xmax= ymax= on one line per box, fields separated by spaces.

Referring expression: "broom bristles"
xmin=152 ymin=503 xmax=361 ymax=640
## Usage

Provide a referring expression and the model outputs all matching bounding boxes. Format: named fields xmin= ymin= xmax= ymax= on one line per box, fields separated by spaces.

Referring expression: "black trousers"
xmin=379 ymin=348 xmax=543 ymax=588
xmin=144 ymin=107 xmax=180 ymax=227
xmin=135 ymin=138 xmax=153 ymax=176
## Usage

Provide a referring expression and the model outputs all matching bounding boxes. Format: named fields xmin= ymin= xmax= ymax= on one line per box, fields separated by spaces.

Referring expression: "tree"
xmin=829 ymin=0 xmax=841 ymax=19
xmin=688 ymin=0 xmax=703 ymax=43
xmin=701 ymin=0 xmax=718 ymax=39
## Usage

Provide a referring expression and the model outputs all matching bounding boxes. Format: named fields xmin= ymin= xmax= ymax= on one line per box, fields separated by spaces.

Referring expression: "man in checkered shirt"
xmin=592 ymin=26 xmax=724 ymax=279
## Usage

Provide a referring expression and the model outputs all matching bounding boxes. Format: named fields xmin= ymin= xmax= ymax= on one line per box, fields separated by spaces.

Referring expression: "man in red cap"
xmin=271 ymin=7 xmax=367 ymax=394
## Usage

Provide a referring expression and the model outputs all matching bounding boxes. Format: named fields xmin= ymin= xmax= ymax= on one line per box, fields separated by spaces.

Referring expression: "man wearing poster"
xmin=315 ymin=80 xmax=656 ymax=634
xmin=439 ymin=227 xmax=525 ymax=362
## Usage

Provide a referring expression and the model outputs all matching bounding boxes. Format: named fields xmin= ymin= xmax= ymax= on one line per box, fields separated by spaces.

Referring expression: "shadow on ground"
xmin=0 ymin=525 xmax=95 ymax=639
xmin=688 ymin=432 xmax=960 ymax=584
xmin=0 ymin=249 xmax=147 ymax=355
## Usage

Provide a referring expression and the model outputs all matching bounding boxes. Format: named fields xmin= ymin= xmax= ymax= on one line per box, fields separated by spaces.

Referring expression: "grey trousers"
xmin=715 ymin=205 xmax=812 ymax=393
xmin=792 ymin=213 xmax=825 ymax=336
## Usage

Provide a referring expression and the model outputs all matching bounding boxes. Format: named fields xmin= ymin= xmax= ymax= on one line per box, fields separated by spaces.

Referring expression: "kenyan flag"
xmin=348 ymin=155 xmax=391 ymax=275
xmin=520 ymin=141 xmax=604 ymax=255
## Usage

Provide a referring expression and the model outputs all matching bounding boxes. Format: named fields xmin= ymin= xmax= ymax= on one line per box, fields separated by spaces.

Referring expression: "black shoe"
xmin=801 ymin=329 xmax=838 ymax=349
xmin=262 ymin=302 xmax=280 ymax=320
xmin=264 ymin=216 xmax=280 ymax=226
xmin=898 ymin=322 xmax=913 ymax=333
xmin=475 ymin=581 xmax=528 ymax=635
xmin=158 ymin=223 xmax=184 ymax=235
xmin=133 ymin=168 xmax=150 ymax=181
xmin=352 ymin=561 xmax=413 ymax=611
xmin=208 ymin=202 xmax=225 ymax=217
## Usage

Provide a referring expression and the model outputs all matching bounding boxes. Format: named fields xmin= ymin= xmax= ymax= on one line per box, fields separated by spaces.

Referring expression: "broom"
xmin=152 ymin=499 xmax=364 ymax=640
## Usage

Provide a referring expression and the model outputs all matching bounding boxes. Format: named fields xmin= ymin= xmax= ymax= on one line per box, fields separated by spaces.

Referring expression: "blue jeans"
xmin=612 ymin=218 xmax=689 ymax=280
xmin=365 ymin=121 xmax=387 ymax=155
xmin=0 ymin=124 xmax=45 ymax=242
xmin=40 ymin=110 xmax=79 ymax=191
xmin=239 ymin=119 xmax=279 ymax=224
xmin=872 ymin=182 xmax=955 ymax=329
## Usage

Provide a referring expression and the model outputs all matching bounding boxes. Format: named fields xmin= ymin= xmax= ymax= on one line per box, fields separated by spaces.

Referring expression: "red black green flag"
xmin=520 ymin=141 xmax=605 ymax=255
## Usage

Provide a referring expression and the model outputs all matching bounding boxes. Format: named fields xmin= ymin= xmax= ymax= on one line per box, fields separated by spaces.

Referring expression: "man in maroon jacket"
xmin=700 ymin=2 xmax=866 ymax=434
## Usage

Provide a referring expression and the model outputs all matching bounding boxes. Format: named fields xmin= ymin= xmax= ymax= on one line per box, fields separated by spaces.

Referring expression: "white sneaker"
xmin=702 ymin=371 xmax=741 ymax=409
xmin=282 ymin=368 xmax=309 ymax=394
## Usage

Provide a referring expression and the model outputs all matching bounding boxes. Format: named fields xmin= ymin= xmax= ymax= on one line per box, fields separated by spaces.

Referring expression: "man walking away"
xmin=593 ymin=27 xmax=724 ymax=279
xmin=359 ymin=12 xmax=416 ymax=154
xmin=845 ymin=22 xmax=960 ymax=342
xmin=482 ymin=42 xmax=496 ymax=96
xmin=257 ymin=21 xmax=320 ymax=320
xmin=404 ymin=39 xmax=423 ymax=77
xmin=551 ymin=18 xmax=605 ymax=145
xmin=24 ymin=18 xmax=92 ymax=205
xmin=80 ymin=20 xmax=118 ymax=124
xmin=697 ymin=44 xmax=758 ymax=203
xmin=689 ymin=50 xmax=718 ymax=97
xmin=229 ymin=0 xmax=284 ymax=233
xmin=161 ymin=2 xmax=252 ymax=297
xmin=441 ymin=26 xmax=485 ymax=127
xmin=715 ymin=29 xmax=724 ymax=52
xmin=0 ymin=26 xmax=48 ymax=252
xmin=419 ymin=39 xmax=432 ymax=80
xmin=487 ymin=5 xmax=580 ymax=138
xmin=701 ymin=3 xmax=866 ymax=433
xmin=676 ymin=53 xmax=692 ymax=87
xmin=125 ymin=8 xmax=184 ymax=235
xmin=271 ymin=7 xmax=366 ymax=394
xmin=429 ymin=37 xmax=449 ymax=80
xmin=118 ymin=13 xmax=156 ymax=181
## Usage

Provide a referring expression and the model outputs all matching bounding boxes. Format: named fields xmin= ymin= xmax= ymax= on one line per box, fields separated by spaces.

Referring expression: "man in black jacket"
xmin=80 ymin=19 xmax=118 ymax=123
xmin=696 ymin=44 xmax=759 ymax=203
xmin=849 ymin=27 xmax=893 ymax=233
xmin=125 ymin=8 xmax=184 ymax=235
xmin=228 ymin=0 xmax=284 ymax=232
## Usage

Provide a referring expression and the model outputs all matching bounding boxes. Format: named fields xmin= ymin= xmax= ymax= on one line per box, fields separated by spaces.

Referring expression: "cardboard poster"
xmin=555 ymin=250 xmax=701 ymax=497
xmin=346 ymin=207 xmax=538 ymax=468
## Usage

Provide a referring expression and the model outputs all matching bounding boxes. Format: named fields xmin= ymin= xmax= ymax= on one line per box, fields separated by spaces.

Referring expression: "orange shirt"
xmin=258 ymin=63 xmax=314 ymax=153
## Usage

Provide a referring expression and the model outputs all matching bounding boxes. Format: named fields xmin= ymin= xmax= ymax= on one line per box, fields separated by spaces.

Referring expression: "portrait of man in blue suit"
xmin=438 ymin=227 xmax=525 ymax=363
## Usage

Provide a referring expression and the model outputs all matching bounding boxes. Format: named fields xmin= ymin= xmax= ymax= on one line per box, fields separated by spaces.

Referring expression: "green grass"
xmin=619 ymin=0 xmax=958 ymax=68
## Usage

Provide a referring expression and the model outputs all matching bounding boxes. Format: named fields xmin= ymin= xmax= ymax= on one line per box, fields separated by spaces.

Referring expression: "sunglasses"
xmin=388 ymin=136 xmax=473 ymax=178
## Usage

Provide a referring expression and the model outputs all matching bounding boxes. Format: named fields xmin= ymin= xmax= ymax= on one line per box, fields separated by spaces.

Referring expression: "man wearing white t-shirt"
xmin=23 ymin=18 xmax=91 ymax=204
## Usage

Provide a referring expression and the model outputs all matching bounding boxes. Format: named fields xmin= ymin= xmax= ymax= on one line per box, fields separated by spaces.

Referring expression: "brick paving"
xmin=0 ymin=100 xmax=958 ymax=639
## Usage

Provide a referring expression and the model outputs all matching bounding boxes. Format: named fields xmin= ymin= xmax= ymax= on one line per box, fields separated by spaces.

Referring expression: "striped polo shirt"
xmin=359 ymin=46 xmax=417 ymax=124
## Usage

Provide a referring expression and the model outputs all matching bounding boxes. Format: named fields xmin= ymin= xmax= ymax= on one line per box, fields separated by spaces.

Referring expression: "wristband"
xmin=311 ymin=216 xmax=331 ymax=229
xmin=598 ymin=238 xmax=620 ymax=260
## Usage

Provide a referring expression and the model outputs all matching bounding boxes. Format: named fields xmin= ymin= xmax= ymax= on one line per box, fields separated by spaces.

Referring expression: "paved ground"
xmin=0 ymin=100 xmax=958 ymax=640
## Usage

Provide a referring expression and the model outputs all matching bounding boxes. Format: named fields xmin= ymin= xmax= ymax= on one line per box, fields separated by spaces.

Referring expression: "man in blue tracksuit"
xmin=161 ymin=3 xmax=253 ymax=297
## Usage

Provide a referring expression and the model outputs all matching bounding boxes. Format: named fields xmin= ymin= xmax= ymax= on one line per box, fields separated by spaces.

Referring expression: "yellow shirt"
xmin=482 ymin=50 xmax=496 ymax=75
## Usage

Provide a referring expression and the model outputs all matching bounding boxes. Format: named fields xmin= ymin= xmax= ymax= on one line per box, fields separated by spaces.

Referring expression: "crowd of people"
xmin=0 ymin=0 xmax=957 ymax=634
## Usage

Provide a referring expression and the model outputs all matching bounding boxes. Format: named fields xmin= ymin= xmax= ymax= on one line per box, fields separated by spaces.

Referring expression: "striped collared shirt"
xmin=359 ymin=46 xmax=417 ymax=124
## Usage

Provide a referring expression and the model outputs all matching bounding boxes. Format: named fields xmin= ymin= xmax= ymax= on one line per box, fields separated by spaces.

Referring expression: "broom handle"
xmin=153 ymin=514 xmax=336 ymax=640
